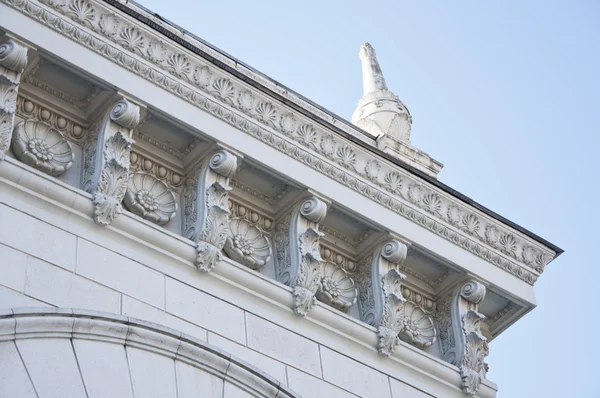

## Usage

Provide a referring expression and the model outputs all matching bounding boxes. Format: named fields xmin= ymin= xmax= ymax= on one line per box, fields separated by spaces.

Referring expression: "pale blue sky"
xmin=138 ymin=0 xmax=597 ymax=396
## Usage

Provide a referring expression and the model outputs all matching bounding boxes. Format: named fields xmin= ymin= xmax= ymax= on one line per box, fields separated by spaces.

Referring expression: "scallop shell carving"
xmin=316 ymin=262 xmax=357 ymax=312
xmin=223 ymin=218 xmax=271 ymax=270
xmin=123 ymin=172 xmax=177 ymax=225
xmin=397 ymin=301 xmax=436 ymax=348
xmin=11 ymin=120 xmax=73 ymax=177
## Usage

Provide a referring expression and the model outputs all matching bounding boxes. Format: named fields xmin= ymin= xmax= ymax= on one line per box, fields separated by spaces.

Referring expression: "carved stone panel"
xmin=123 ymin=171 xmax=177 ymax=225
xmin=223 ymin=217 xmax=271 ymax=270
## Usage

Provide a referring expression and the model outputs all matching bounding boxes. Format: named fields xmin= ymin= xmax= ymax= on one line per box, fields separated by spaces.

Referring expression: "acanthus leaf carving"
xmin=274 ymin=196 xmax=329 ymax=316
xmin=435 ymin=280 xmax=489 ymax=396
xmin=0 ymin=35 xmax=28 ymax=161
xmin=83 ymin=98 xmax=141 ymax=226
xmin=183 ymin=149 xmax=240 ymax=273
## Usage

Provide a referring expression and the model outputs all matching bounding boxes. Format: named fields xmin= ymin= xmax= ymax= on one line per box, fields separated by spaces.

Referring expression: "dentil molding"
xmin=0 ymin=0 xmax=556 ymax=286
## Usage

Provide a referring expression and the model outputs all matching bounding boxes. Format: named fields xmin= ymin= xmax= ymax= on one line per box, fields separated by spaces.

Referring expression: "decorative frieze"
xmin=435 ymin=280 xmax=489 ymax=396
xmin=274 ymin=196 xmax=329 ymax=316
xmin=16 ymin=96 xmax=88 ymax=143
xmin=183 ymin=149 xmax=240 ymax=273
xmin=11 ymin=119 xmax=73 ymax=176
xmin=0 ymin=34 xmax=28 ymax=161
xmin=129 ymin=151 xmax=184 ymax=191
xmin=6 ymin=0 xmax=557 ymax=285
xmin=82 ymin=97 xmax=141 ymax=225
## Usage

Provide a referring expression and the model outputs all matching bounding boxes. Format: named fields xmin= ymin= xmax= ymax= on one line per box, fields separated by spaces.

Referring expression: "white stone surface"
xmin=245 ymin=313 xmax=322 ymax=377
xmin=0 ymin=284 xmax=50 ymax=308
xmin=76 ymin=239 xmax=165 ymax=308
xmin=165 ymin=277 xmax=246 ymax=344
xmin=25 ymin=257 xmax=121 ymax=313
xmin=127 ymin=346 xmax=178 ymax=398
xmin=0 ymin=243 xmax=27 ymax=292
xmin=390 ymin=378 xmax=433 ymax=397
xmin=175 ymin=360 xmax=223 ymax=398
xmin=16 ymin=338 xmax=87 ymax=398
xmin=122 ymin=295 xmax=208 ymax=342
xmin=320 ymin=346 xmax=391 ymax=398
xmin=224 ymin=382 xmax=255 ymax=397
xmin=0 ymin=341 xmax=37 ymax=397
xmin=73 ymin=339 xmax=134 ymax=398
xmin=286 ymin=366 xmax=358 ymax=398
xmin=208 ymin=332 xmax=287 ymax=384
xmin=0 ymin=204 xmax=77 ymax=271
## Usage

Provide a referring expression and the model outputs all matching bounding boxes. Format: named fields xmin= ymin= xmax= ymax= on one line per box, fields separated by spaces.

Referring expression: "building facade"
xmin=0 ymin=0 xmax=562 ymax=397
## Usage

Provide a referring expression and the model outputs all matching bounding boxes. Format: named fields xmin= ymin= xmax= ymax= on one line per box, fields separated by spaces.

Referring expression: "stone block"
xmin=224 ymin=382 xmax=255 ymax=397
xmin=0 ymin=244 xmax=27 ymax=292
xmin=73 ymin=339 xmax=134 ymax=397
xmin=245 ymin=313 xmax=321 ymax=377
xmin=25 ymin=257 xmax=121 ymax=313
xmin=0 ymin=285 xmax=50 ymax=309
xmin=208 ymin=332 xmax=287 ymax=384
xmin=76 ymin=239 xmax=165 ymax=308
xmin=389 ymin=378 xmax=433 ymax=397
xmin=320 ymin=346 xmax=391 ymax=398
xmin=122 ymin=296 xmax=207 ymax=341
xmin=0 ymin=341 xmax=37 ymax=397
xmin=165 ymin=277 xmax=245 ymax=344
xmin=16 ymin=338 xmax=87 ymax=398
xmin=126 ymin=346 xmax=178 ymax=398
xmin=176 ymin=360 xmax=223 ymax=398
xmin=286 ymin=367 xmax=358 ymax=398
xmin=0 ymin=204 xmax=77 ymax=271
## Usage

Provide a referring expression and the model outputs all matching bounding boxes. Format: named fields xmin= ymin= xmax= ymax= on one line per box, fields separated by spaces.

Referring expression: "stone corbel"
xmin=0 ymin=34 xmax=28 ymax=160
xmin=83 ymin=97 xmax=142 ymax=225
xmin=274 ymin=195 xmax=329 ymax=316
xmin=183 ymin=148 xmax=241 ymax=273
xmin=358 ymin=239 xmax=412 ymax=356
xmin=436 ymin=279 xmax=489 ymax=396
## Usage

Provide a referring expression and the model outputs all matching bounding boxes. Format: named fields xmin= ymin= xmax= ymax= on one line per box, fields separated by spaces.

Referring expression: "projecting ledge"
xmin=0 ymin=157 xmax=497 ymax=398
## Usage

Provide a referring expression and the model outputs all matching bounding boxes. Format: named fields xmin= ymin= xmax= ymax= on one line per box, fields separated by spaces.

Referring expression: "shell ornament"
xmin=11 ymin=120 xmax=74 ymax=176
xmin=123 ymin=172 xmax=177 ymax=225
xmin=316 ymin=262 xmax=357 ymax=312
xmin=223 ymin=218 xmax=272 ymax=270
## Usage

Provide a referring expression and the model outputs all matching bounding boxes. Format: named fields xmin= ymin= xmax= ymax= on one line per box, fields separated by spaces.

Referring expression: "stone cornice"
xmin=1 ymin=0 xmax=560 ymax=284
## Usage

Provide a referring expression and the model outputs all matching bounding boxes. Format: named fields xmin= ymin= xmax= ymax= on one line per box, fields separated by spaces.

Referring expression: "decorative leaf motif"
xmin=408 ymin=184 xmax=425 ymax=204
xmin=383 ymin=172 xmax=403 ymax=194
xmin=461 ymin=213 xmax=480 ymax=236
xmin=98 ymin=13 xmax=119 ymax=37
xmin=65 ymin=0 xmax=95 ymax=25
xmin=193 ymin=66 xmax=212 ymax=87
xmin=336 ymin=145 xmax=356 ymax=169
xmin=296 ymin=124 xmax=318 ymax=148
xmin=117 ymin=27 xmax=145 ymax=53
xmin=320 ymin=135 xmax=337 ymax=157
xmin=279 ymin=113 xmax=297 ymax=135
xmin=498 ymin=233 xmax=517 ymax=256
xmin=167 ymin=54 xmax=191 ymax=78
xmin=365 ymin=159 xmax=380 ymax=181
xmin=211 ymin=78 xmax=235 ymax=104
xmin=147 ymin=39 xmax=167 ymax=64
xmin=447 ymin=204 xmax=462 ymax=226
xmin=254 ymin=102 xmax=278 ymax=126
xmin=237 ymin=90 xmax=254 ymax=113
xmin=422 ymin=193 xmax=442 ymax=214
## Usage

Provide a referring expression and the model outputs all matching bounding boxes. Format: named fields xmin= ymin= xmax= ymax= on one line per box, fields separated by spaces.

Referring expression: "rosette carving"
xmin=183 ymin=149 xmax=240 ymax=273
xmin=435 ymin=280 xmax=489 ymax=396
xmin=123 ymin=172 xmax=177 ymax=225
xmin=0 ymin=35 xmax=28 ymax=161
xmin=11 ymin=120 xmax=73 ymax=176
xmin=274 ymin=196 xmax=329 ymax=316
xmin=224 ymin=218 xmax=271 ymax=270
xmin=316 ymin=262 xmax=357 ymax=312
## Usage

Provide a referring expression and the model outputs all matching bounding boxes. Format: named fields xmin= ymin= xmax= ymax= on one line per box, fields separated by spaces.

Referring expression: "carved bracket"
xmin=183 ymin=149 xmax=239 ymax=273
xmin=435 ymin=280 xmax=489 ymax=396
xmin=0 ymin=35 xmax=28 ymax=160
xmin=274 ymin=196 xmax=329 ymax=316
xmin=83 ymin=98 xmax=141 ymax=225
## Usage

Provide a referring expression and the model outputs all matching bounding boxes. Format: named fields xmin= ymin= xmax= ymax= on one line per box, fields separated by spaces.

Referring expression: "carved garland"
xmin=3 ymin=0 xmax=555 ymax=284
